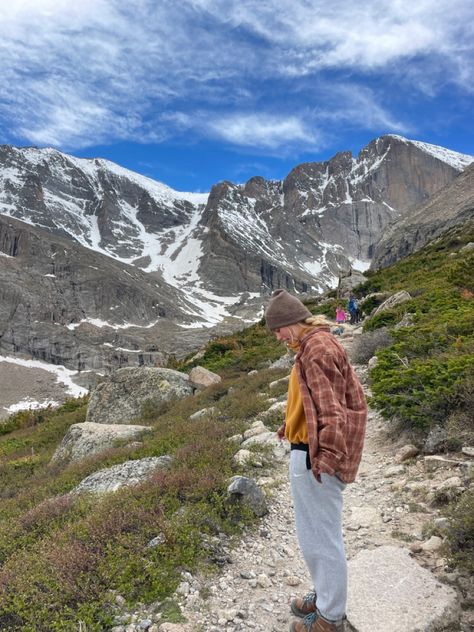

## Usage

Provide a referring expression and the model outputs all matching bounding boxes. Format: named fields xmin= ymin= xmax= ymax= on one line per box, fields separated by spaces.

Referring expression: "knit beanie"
xmin=265 ymin=289 xmax=312 ymax=330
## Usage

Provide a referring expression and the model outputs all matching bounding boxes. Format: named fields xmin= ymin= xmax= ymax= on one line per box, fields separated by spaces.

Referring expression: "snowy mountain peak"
xmin=5 ymin=145 xmax=209 ymax=206
xmin=383 ymin=135 xmax=474 ymax=171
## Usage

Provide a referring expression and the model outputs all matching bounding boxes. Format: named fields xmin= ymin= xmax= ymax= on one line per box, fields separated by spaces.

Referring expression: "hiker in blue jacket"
xmin=348 ymin=296 xmax=358 ymax=325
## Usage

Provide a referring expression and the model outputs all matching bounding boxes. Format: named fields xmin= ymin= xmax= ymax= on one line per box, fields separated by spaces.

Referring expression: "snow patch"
xmin=6 ymin=398 xmax=60 ymax=413
xmin=66 ymin=318 xmax=160 ymax=331
xmin=386 ymin=135 xmax=474 ymax=171
xmin=0 ymin=355 xmax=87 ymax=398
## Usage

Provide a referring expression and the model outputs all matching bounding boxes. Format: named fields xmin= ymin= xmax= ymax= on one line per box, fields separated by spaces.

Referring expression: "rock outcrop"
xmin=50 ymin=421 xmax=152 ymax=465
xmin=372 ymin=162 xmax=474 ymax=269
xmin=189 ymin=366 xmax=222 ymax=388
xmin=347 ymin=546 xmax=459 ymax=632
xmin=373 ymin=290 xmax=412 ymax=315
xmin=72 ymin=456 xmax=172 ymax=495
xmin=86 ymin=367 xmax=193 ymax=425
xmin=226 ymin=476 xmax=268 ymax=517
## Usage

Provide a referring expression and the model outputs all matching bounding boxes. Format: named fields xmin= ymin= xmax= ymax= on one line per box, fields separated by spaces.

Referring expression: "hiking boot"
xmin=289 ymin=610 xmax=346 ymax=632
xmin=290 ymin=591 xmax=317 ymax=618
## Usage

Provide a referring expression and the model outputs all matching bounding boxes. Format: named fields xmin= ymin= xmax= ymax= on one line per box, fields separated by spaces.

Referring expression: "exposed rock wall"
xmin=372 ymin=163 xmax=474 ymax=268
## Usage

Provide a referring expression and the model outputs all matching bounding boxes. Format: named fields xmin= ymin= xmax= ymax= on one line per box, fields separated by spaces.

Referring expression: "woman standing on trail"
xmin=265 ymin=290 xmax=367 ymax=632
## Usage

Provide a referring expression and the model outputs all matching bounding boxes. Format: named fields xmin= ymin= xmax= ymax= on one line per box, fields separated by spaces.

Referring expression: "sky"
xmin=0 ymin=0 xmax=473 ymax=192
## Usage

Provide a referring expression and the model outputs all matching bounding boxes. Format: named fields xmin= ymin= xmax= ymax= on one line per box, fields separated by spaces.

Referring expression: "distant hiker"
xmin=333 ymin=305 xmax=346 ymax=336
xmin=347 ymin=296 xmax=359 ymax=325
xmin=265 ymin=290 xmax=367 ymax=632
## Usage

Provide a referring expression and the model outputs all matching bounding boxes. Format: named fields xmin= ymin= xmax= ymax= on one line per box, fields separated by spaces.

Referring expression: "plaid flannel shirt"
xmin=294 ymin=326 xmax=367 ymax=483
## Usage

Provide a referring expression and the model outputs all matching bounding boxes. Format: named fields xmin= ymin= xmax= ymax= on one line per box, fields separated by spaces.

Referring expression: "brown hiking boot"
xmin=290 ymin=590 xmax=317 ymax=618
xmin=289 ymin=610 xmax=346 ymax=632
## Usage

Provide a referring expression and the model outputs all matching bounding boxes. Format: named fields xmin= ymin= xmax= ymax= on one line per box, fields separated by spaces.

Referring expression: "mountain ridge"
xmin=1 ymin=134 xmax=472 ymax=373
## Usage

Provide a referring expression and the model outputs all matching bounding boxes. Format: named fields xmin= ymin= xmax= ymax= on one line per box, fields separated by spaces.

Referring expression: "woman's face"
xmin=273 ymin=323 xmax=302 ymax=345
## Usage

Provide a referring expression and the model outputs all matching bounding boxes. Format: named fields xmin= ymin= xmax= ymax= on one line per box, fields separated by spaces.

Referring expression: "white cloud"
xmin=0 ymin=0 xmax=472 ymax=150
xmin=209 ymin=113 xmax=320 ymax=150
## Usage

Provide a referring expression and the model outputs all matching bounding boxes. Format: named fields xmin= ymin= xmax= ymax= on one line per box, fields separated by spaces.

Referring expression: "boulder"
xmin=50 ymin=421 xmax=152 ymax=465
xmin=394 ymin=312 xmax=415 ymax=330
xmin=424 ymin=425 xmax=448 ymax=454
xmin=241 ymin=431 xmax=291 ymax=460
xmin=269 ymin=375 xmax=290 ymax=389
xmin=86 ymin=367 xmax=193 ymax=425
xmin=243 ymin=420 xmax=267 ymax=440
xmin=189 ymin=406 xmax=215 ymax=421
xmin=189 ymin=366 xmax=221 ymax=388
xmin=259 ymin=400 xmax=287 ymax=420
xmin=424 ymin=455 xmax=473 ymax=472
xmin=346 ymin=546 xmax=460 ymax=631
xmin=233 ymin=449 xmax=254 ymax=466
xmin=269 ymin=353 xmax=295 ymax=370
xmin=367 ymin=356 xmax=378 ymax=370
xmin=72 ymin=456 xmax=172 ymax=495
xmin=421 ymin=535 xmax=444 ymax=552
xmin=395 ymin=444 xmax=419 ymax=463
xmin=373 ymin=291 xmax=412 ymax=315
xmin=226 ymin=476 xmax=268 ymax=517
xmin=338 ymin=271 xmax=368 ymax=292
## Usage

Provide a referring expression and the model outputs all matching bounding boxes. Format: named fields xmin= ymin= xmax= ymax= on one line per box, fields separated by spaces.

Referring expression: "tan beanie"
xmin=265 ymin=289 xmax=312 ymax=330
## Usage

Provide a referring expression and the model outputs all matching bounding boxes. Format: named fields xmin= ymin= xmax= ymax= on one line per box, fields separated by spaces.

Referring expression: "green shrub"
xmin=363 ymin=310 xmax=399 ymax=331
xmin=445 ymin=490 xmax=474 ymax=574
xmin=370 ymin=352 xmax=474 ymax=429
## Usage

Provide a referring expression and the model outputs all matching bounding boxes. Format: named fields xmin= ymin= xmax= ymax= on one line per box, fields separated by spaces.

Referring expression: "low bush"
xmin=445 ymin=489 xmax=474 ymax=574
xmin=355 ymin=221 xmax=474 ymax=432
xmin=0 ymin=365 xmax=282 ymax=629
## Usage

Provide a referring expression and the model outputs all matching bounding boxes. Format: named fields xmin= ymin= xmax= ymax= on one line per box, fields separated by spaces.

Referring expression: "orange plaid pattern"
xmin=294 ymin=326 xmax=367 ymax=484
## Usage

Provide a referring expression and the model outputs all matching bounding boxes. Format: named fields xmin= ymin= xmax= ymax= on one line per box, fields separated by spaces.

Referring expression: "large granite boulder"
xmin=226 ymin=476 xmax=268 ymax=517
xmin=72 ymin=456 xmax=172 ymax=495
xmin=373 ymin=290 xmax=412 ymax=316
xmin=347 ymin=546 xmax=459 ymax=631
xmin=50 ymin=421 xmax=152 ymax=465
xmin=189 ymin=366 xmax=222 ymax=388
xmin=86 ymin=367 xmax=193 ymax=424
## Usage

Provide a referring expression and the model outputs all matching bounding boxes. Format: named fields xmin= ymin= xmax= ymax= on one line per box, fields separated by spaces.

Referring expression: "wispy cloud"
xmin=208 ymin=113 xmax=321 ymax=151
xmin=0 ymin=0 xmax=472 ymax=151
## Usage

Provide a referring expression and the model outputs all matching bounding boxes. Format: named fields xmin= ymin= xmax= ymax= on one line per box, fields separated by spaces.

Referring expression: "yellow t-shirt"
xmin=285 ymin=366 xmax=308 ymax=444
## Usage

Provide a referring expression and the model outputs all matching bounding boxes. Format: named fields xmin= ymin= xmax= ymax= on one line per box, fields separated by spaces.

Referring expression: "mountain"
xmin=0 ymin=135 xmax=472 ymax=371
xmin=371 ymin=162 xmax=474 ymax=268
xmin=196 ymin=135 xmax=473 ymax=294
xmin=0 ymin=214 xmax=217 ymax=372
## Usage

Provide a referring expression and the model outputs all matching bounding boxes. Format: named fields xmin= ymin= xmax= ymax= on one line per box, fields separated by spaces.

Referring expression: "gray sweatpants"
xmin=290 ymin=449 xmax=347 ymax=621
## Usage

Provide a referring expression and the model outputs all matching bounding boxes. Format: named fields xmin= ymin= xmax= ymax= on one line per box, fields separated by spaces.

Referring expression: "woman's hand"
xmin=276 ymin=424 xmax=286 ymax=441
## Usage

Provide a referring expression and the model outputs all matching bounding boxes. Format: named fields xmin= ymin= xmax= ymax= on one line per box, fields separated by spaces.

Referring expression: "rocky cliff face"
xmin=196 ymin=135 xmax=472 ymax=294
xmin=0 ymin=136 xmax=472 ymax=371
xmin=0 ymin=215 xmax=215 ymax=370
xmin=371 ymin=163 xmax=474 ymax=268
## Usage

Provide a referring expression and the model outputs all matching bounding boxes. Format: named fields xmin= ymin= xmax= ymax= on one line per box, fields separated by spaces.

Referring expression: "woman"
xmin=265 ymin=290 xmax=367 ymax=632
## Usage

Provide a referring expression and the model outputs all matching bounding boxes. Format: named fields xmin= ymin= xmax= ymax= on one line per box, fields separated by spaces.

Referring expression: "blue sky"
xmin=1 ymin=0 xmax=473 ymax=192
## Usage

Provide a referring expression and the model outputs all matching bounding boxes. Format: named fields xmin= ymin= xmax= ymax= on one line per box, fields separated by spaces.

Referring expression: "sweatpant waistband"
xmin=291 ymin=442 xmax=309 ymax=452
xmin=291 ymin=443 xmax=311 ymax=469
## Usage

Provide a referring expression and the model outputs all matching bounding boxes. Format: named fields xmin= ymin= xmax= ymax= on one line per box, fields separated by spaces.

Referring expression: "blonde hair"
xmin=304 ymin=315 xmax=333 ymax=327
xmin=286 ymin=315 xmax=332 ymax=350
